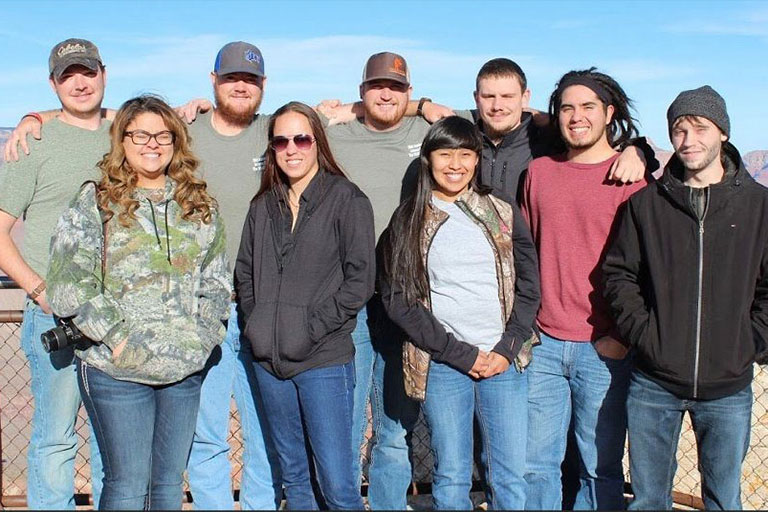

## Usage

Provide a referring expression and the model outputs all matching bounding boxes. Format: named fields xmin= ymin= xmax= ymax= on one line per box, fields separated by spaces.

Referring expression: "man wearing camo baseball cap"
xmin=48 ymin=38 xmax=104 ymax=80
xmin=0 ymin=37 xmax=108 ymax=508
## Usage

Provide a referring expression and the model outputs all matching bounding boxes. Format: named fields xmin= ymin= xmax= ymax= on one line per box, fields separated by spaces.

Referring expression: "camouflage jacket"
xmin=47 ymin=179 xmax=231 ymax=385
xmin=389 ymin=188 xmax=540 ymax=401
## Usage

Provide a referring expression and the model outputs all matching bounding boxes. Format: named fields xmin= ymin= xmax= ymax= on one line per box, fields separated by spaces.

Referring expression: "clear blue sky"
xmin=1 ymin=0 xmax=766 ymax=152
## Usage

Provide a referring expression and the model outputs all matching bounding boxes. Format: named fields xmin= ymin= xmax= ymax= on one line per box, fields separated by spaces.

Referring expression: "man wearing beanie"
xmin=0 ymin=38 xmax=105 ymax=508
xmin=603 ymin=85 xmax=768 ymax=510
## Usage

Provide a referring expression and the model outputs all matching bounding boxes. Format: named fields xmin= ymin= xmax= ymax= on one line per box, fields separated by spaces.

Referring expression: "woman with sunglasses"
xmin=46 ymin=95 xmax=231 ymax=510
xmin=379 ymin=116 xmax=540 ymax=510
xmin=235 ymin=101 xmax=374 ymax=510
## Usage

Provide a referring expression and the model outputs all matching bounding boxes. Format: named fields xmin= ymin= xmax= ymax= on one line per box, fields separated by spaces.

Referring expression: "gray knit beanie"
xmin=667 ymin=85 xmax=730 ymax=138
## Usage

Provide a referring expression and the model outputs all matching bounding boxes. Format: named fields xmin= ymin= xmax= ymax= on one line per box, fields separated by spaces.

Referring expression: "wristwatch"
xmin=417 ymin=97 xmax=432 ymax=118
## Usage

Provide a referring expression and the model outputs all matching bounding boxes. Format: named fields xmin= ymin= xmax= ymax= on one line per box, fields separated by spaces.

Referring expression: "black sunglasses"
xmin=271 ymin=134 xmax=315 ymax=152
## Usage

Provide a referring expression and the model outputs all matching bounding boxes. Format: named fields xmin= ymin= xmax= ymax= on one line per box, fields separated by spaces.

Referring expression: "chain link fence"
xmin=1 ymin=318 xmax=766 ymax=508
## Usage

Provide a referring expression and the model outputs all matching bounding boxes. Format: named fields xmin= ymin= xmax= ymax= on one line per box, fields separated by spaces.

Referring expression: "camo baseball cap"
xmin=361 ymin=52 xmax=410 ymax=86
xmin=49 ymin=38 xmax=103 ymax=80
xmin=214 ymin=41 xmax=265 ymax=77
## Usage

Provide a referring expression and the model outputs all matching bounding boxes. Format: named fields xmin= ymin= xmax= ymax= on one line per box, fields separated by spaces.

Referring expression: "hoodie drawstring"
xmin=164 ymin=205 xmax=171 ymax=263
xmin=147 ymin=198 xmax=172 ymax=264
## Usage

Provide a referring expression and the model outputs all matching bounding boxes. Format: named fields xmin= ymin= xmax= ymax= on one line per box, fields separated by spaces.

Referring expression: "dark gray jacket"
xmin=473 ymin=111 xmax=552 ymax=203
xmin=235 ymin=171 xmax=376 ymax=379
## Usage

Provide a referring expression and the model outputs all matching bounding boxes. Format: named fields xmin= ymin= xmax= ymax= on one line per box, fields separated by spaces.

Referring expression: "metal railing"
xmin=1 ymin=276 xmax=766 ymax=509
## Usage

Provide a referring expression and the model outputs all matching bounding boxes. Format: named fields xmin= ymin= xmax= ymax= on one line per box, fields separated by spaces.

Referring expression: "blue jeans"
xmin=525 ymin=332 xmax=632 ymax=510
xmin=187 ymin=304 xmax=280 ymax=509
xmin=254 ymin=361 xmax=364 ymax=510
xmin=627 ymin=371 xmax=752 ymax=510
xmin=351 ymin=306 xmax=375 ymax=486
xmin=77 ymin=360 xmax=202 ymax=510
xmin=362 ymin=298 xmax=421 ymax=510
xmin=424 ymin=361 xmax=528 ymax=510
xmin=20 ymin=301 xmax=103 ymax=509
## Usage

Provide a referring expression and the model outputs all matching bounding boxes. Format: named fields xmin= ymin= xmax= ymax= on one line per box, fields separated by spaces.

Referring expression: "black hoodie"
xmin=235 ymin=171 xmax=376 ymax=379
xmin=603 ymin=143 xmax=768 ymax=399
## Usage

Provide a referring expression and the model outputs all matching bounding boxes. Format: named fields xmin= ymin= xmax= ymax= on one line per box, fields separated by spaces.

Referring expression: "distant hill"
xmin=745 ymin=150 xmax=768 ymax=187
xmin=647 ymin=138 xmax=674 ymax=172
xmin=648 ymin=138 xmax=768 ymax=184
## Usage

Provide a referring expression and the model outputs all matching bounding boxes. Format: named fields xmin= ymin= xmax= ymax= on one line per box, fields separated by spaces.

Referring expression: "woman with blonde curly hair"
xmin=47 ymin=94 xmax=231 ymax=510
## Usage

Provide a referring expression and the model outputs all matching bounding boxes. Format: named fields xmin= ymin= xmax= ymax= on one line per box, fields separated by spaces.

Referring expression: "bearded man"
xmin=183 ymin=41 xmax=282 ymax=511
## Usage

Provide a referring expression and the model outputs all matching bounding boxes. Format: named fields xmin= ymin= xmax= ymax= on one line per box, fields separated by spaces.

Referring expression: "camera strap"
xmin=101 ymin=212 xmax=107 ymax=295
xmin=82 ymin=181 xmax=108 ymax=294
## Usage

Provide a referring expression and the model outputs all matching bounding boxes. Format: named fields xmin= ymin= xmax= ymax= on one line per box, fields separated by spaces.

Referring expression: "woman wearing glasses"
xmin=235 ymin=101 xmax=374 ymax=509
xmin=46 ymin=95 xmax=231 ymax=510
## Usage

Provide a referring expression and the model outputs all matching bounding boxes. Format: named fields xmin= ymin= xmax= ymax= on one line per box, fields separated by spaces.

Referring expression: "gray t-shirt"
xmin=188 ymin=110 xmax=270 ymax=268
xmin=428 ymin=196 xmax=503 ymax=353
xmin=326 ymin=116 xmax=431 ymax=240
xmin=455 ymin=109 xmax=474 ymax=123
xmin=0 ymin=118 xmax=110 ymax=277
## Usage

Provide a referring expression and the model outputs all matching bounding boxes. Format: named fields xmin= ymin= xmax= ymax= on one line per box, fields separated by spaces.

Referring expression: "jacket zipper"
xmin=272 ymin=259 xmax=285 ymax=378
xmin=268 ymin=199 xmax=314 ymax=379
xmin=267 ymin=215 xmax=285 ymax=378
xmin=692 ymin=187 xmax=710 ymax=398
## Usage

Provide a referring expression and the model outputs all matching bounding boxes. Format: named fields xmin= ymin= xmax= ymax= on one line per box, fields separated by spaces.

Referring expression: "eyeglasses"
xmin=124 ymin=130 xmax=175 ymax=146
xmin=271 ymin=134 xmax=315 ymax=152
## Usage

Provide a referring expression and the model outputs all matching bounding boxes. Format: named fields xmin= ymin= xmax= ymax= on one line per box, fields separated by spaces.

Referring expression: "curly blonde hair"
xmin=97 ymin=94 xmax=215 ymax=226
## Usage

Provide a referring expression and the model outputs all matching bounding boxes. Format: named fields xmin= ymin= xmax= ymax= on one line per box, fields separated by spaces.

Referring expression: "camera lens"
xmin=40 ymin=327 xmax=67 ymax=353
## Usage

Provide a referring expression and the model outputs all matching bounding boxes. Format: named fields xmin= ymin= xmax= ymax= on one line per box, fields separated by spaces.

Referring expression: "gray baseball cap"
xmin=49 ymin=38 xmax=103 ymax=80
xmin=214 ymin=41 xmax=265 ymax=77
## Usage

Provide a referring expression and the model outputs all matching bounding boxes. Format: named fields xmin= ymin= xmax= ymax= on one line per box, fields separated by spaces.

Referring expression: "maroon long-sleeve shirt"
xmin=521 ymin=153 xmax=647 ymax=342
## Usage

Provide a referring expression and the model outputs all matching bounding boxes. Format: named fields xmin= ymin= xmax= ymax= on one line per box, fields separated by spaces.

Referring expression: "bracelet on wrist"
xmin=29 ymin=280 xmax=46 ymax=300
xmin=22 ymin=112 xmax=43 ymax=125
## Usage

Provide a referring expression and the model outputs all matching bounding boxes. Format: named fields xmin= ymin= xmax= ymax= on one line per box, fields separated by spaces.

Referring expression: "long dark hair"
xmin=548 ymin=67 xmax=639 ymax=149
xmin=257 ymin=101 xmax=346 ymax=199
xmin=384 ymin=116 xmax=485 ymax=305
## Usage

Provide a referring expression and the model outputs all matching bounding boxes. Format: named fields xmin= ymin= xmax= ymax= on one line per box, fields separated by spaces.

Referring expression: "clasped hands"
xmin=468 ymin=350 xmax=510 ymax=380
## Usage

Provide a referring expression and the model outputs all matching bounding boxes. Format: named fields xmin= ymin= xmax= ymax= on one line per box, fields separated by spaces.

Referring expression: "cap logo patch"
xmin=244 ymin=49 xmax=261 ymax=64
xmin=391 ymin=56 xmax=406 ymax=76
xmin=57 ymin=43 xmax=87 ymax=57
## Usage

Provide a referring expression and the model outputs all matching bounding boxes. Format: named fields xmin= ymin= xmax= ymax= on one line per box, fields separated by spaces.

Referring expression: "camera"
xmin=40 ymin=317 xmax=93 ymax=353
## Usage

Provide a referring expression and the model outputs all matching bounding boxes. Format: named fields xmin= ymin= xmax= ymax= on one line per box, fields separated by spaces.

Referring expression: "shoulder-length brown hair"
xmin=256 ymin=101 xmax=346 ymax=199
xmin=98 ymin=94 xmax=215 ymax=226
